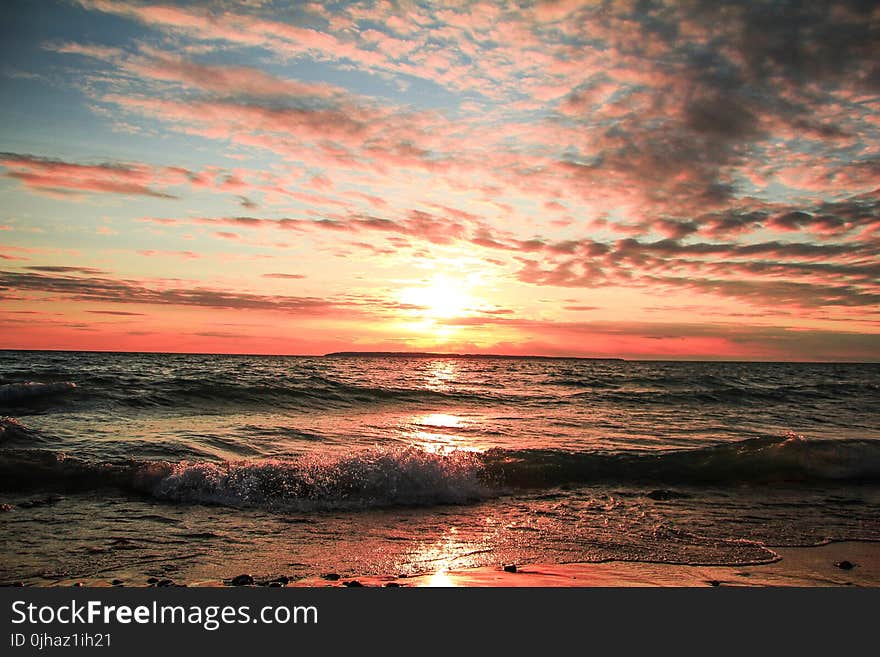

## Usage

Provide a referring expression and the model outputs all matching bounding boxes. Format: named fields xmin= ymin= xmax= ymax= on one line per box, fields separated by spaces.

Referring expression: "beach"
xmin=27 ymin=541 xmax=879 ymax=588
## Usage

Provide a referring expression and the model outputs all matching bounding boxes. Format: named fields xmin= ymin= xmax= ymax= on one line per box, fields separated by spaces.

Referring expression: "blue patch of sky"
xmin=0 ymin=1 xmax=162 ymax=159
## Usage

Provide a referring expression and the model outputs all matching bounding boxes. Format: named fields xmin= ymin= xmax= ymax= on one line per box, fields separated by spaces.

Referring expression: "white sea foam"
xmin=151 ymin=446 xmax=491 ymax=510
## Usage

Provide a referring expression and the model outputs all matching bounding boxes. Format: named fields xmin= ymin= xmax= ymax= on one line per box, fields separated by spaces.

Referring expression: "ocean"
xmin=1 ymin=350 xmax=878 ymax=584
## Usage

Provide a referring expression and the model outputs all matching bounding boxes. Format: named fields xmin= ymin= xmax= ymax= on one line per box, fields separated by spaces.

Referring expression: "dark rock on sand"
xmin=230 ymin=574 xmax=255 ymax=586
xmin=503 ymin=564 xmax=517 ymax=573
xmin=706 ymin=580 xmax=721 ymax=587
xmin=343 ymin=580 xmax=364 ymax=587
xmin=72 ymin=582 xmax=82 ymax=587
xmin=157 ymin=579 xmax=175 ymax=587
xmin=270 ymin=575 xmax=290 ymax=585
xmin=146 ymin=577 xmax=160 ymax=584
xmin=835 ymin=560 xmax=856 ymax=570
xmin=19 ymin=495 xmax=64 ymax=509
xmin=646 ymin=489 xmax=690 ymax=501
xmin=322 ymin=573 xmax=341 ymax=581
xmin=111 ymin=579 xmax=124 ymax=586
xmin=385 ymin=582 xmax=401 ymax=587
xmin=269 ymin=582 xmax=284 ymax=587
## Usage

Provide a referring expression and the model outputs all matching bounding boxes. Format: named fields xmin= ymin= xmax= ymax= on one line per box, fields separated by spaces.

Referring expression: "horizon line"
xmin=1 ymin=347 xmax=877 ymax=365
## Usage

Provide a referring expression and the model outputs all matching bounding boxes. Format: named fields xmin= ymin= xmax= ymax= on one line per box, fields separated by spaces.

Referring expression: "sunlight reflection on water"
xmin=427 ymin=570 xmax=457 ymax=587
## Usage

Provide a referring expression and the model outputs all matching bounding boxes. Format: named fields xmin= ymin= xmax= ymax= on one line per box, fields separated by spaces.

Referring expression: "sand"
xmin=286 ymin=541 xmax=880 ymax=588
xmin=34 ymin=540 xmax=879 ymax=588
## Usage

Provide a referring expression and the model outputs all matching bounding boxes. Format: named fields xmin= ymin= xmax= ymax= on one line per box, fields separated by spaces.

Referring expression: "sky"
xmin=0 ymin=0 xmax=878 ymax=361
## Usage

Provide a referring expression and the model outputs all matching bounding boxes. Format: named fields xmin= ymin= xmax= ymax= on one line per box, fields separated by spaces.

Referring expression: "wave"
xmin=1 ymin=435 xmax=878 ymax=511
xmin=567 ymin=385 xmax=850 ymax=406
xmin=0 ymin=417 xmax=47 ymax=445
xmin=0 ymin=445 xmax=490 ymax=510
xmin=4 ymin=364 xmax=877 ymax=415
xmin=482 ymin=434 xmax=880 ymax=487
xmin=3 ymin=376 xmax=506 ymax=413
xmin=0 ymin=381 xmax=76 ymax=406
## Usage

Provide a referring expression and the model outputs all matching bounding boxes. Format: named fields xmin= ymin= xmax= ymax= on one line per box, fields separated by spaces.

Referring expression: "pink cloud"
xmin=0 ymin=152 xmax=191 ymax=198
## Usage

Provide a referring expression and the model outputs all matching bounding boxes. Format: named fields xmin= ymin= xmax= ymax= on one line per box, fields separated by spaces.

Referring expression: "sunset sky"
xmin=1 ymin=0 xmax=878 ymax=360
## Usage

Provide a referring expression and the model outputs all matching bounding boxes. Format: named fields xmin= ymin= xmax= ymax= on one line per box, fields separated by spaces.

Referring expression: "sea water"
xmin=1 ymin=351 xmax=878 ymax=583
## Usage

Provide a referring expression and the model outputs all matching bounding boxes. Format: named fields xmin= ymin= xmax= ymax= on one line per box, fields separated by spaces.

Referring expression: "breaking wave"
xmin=1 ymin=434 xmax=878 ymax=511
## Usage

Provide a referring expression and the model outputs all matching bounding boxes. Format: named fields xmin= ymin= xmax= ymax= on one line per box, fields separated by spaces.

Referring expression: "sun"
xmin=399 ymin=274 xmax=475 ymax=320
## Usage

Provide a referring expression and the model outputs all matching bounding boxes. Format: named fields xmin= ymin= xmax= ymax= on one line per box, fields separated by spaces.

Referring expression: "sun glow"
xmin=399 ymin=274 xmax=477 ymax=320
xmin=427 ymin=570 xmax=456 ymax=587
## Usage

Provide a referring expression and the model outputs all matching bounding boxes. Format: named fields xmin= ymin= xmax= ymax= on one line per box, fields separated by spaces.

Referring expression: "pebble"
xmin=835 ymin=560 xmax=856 ymax=570
xmin=707 ymin=580 xmax=721 ymax=587
xmin=111 ymin=579 xmax=124 ymax=586
xmin=503 ymin=564 xmax=517 ymax=573
xmin=146 ymin=577 xmax=160 ymax=584
xmin=19 ymin=495 xmax=64 ymax=509
xmin=385 ymin=582 xmax=401 ymax=587
xmin=230 ymin=574 xmax=254 ymax=586
xmin=343 ymin=580 xmax=364 ymax=587
xmin=268 ymin=582 xmax=284 ymax=588
xmin=646 ymin=489 xmax=691 ymax=500
xmin=321 ymin=573 xmax=341 ymax=581
xmin=157 ymin=579 xmax=175 ymax=587
xmin=270 ymin=575 xmax=290 ymax=585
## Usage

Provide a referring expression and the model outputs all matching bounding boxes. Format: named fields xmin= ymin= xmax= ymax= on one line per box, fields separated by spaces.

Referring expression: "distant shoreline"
xmin=0 ymin=348 xmax=877 ymax=364
xmin=322 ymin=351 xmax=625 ymax=361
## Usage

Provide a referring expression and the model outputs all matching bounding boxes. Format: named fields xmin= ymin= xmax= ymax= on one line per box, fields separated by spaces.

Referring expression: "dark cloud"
xmin=0 ymin=270 xmax=339 ymax=314
xmin=26 ymin=265 xmax=109 ymax=274
xmin=87 ymin=310 xmax=145 ymax=316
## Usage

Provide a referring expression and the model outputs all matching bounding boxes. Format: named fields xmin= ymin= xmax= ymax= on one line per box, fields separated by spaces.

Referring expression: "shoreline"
xmin=17 ymin=541 xmax=879 ymax=588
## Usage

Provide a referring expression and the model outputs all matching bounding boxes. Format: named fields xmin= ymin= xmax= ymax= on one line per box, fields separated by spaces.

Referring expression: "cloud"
xmin=137 ymin=250 xmax=200 ymax=259
xmin=87 ymin=310 xmax=145 ymax=316
xmin=436 ymin=315 xmax=880 ymax=361
xmin=25 ymin=265 xmax=109 ymax=274
xmin=0 ymin=269 xmax=418 ymax=321
xmin=128 ymin=49 xmax=346 ymax=100
xmin=0 ymin=270 xmax=339 ymax=314
xmin=0 ymin=152 xmax=188 ymax=198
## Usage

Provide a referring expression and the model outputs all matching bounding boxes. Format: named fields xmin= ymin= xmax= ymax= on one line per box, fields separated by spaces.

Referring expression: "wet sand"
xmin=288 ymin=541 xmax=880 ymax=587
xmin=34 ymin=540 xmax=880 ymax=588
